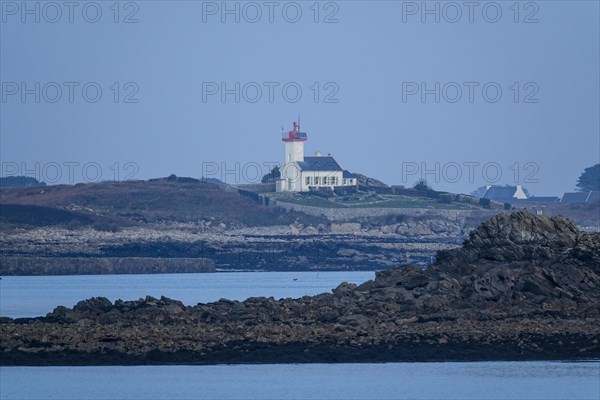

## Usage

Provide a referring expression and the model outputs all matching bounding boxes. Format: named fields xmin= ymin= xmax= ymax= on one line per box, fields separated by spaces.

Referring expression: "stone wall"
xmin=0 ymin=257 xmax=215 ymax=275
xmin=271 ymin=200 xmax=494 ymax=223
xmin=234 ymin=183 xmax=276 ymax=193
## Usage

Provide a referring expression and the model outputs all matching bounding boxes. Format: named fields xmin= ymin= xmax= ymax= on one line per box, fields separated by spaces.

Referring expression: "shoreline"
xmin=2 ymin=336 xmax=599 ymax=366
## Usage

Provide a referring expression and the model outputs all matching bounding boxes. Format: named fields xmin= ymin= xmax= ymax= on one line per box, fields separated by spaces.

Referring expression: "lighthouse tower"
xmin=282 ymin=119 xmax=307 ymax=163
xmin=278 ymin=119 xmax=307 ymax=192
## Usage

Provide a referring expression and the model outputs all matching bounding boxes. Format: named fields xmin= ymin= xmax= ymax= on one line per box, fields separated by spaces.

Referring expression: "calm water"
xmin=1 ymin=362 xmax=598 ymax=400
xmin=0 ymin=271 xmax=374 ymax=318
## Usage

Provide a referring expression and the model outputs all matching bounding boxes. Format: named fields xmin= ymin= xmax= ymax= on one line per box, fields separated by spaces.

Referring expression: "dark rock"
xmin=375 ymin=265 xmax=429 ymax=290
xmin=338 ymin=314 xmax=371 ymax=327
xmin=73 ymin=297 xmax=113 ymax=314
xmin=332 ymin=282 xmax=357 ymax=295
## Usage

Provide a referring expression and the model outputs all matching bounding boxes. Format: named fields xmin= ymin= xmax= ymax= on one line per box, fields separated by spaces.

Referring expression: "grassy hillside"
xmin=0 ymin=179 xmax=327 ymax=229
xmin=0 ymin=204 xmax=131 ymax=231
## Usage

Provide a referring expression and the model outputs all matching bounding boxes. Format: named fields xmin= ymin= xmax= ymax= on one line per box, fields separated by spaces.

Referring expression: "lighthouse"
xmin=276 ymin=118 xmax=357 ymax=192
xmin=282 ymin=119 xmax=307 ymax=163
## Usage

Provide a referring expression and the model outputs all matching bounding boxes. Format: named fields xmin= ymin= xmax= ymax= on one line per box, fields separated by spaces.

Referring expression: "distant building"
xmin=277 ymin=120 xmax=357 ymax=192
xmin=561 ymin=191 xmax=600 ymax=203
xmin=482 ymin=185 xmax=528 ymax=202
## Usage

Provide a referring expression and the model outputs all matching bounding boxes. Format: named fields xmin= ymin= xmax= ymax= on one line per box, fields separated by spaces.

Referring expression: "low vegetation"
xmin=0 ymin=178 xmax=327 ymax=230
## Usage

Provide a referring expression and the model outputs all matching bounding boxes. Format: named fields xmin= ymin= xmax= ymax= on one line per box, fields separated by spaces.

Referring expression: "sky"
xmin=1 ymin=0 xmax=599 ymax=196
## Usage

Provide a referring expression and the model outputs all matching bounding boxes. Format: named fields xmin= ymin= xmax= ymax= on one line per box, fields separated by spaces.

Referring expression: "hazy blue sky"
xmin=1 ymin=1 xmax=598 ymax=196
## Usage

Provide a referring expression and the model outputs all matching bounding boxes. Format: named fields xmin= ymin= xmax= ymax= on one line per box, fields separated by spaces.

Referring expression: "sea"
xmin=1 ymin=272 xmax=599 ymax=400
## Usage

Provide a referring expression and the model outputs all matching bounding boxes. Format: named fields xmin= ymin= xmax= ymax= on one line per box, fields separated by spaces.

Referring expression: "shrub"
xmin=413 ymin=179 xmax=430 ymax=192
xmin=438 ymin=193 xmax=453 ymax=203
xmin=261 ymin=166 xmax=280 ymax=183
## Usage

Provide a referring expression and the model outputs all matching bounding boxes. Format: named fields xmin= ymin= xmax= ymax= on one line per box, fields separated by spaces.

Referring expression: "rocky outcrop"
xmin=353 ymin=173 xmax=389 ymax=188
xmin=432 ymin=212 xmax=600 ymax=308
xmin=1 ymin=212 xmax=599 ymax=365
xmin=330 ymin=223 xmax=362 ymax=233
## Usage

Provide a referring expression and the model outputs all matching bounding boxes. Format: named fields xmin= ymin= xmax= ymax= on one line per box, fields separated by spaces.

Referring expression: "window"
xmin=343 ymin=179 xmax=347 ymax=185
xmin=314 ymin=176 xmax=319 ymax=185
xmin=306 ymin=176 xmax=311 ymax=185
xmin=333 ymin=177 xmax=338 ymax=186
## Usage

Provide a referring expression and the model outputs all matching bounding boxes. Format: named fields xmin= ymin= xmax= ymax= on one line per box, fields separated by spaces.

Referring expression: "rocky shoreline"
xmin=2 ymin=323 xmax=595 ymax=365
xmin=1 ymin=212 xmax=599 ymax=365
xmin=0 ymin=221 xmax=466 ymax=275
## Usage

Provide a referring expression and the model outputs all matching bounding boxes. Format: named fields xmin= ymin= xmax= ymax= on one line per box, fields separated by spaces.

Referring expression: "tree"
xmin=261 ymin=166 xmax=280 ymax=183
xmin=413 ymin=178 xmax=430 ymax=192
xmin=576 ymin=164 xmax=600 ymax=192
xmin=0 ymin=176 xmax=46 ymax=187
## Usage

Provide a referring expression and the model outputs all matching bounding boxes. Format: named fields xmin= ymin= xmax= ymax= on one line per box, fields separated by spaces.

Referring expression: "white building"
xmin=276 ymin=120 xmax=356 ymax=192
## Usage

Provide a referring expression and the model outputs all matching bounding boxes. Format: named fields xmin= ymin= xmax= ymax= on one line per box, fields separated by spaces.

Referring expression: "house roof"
xmin=588 ymin=191 xmax=600 ymax=202
xmin=482 ymin=186 xmax=518 ymax=201
xmin=562 ymin=191 xmax=593 ymax=202
xmin=343 ymin=170 xmax=355 ymax=179
xmin=297 ymin=156 xmax=343 ymax=172
xmin=527 ymin=196 xmax=560 ymax=203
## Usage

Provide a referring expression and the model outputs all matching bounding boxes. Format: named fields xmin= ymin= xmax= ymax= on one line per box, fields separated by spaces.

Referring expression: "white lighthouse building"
xmin=276 ymin=119 xmax=356 ymax=192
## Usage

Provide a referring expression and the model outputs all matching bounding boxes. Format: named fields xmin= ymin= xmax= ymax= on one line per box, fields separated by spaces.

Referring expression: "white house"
xmin=276 ymin=120 xmax=356 ymax=192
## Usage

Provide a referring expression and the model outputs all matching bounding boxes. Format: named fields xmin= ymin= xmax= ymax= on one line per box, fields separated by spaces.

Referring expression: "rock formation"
xmin=1 ymin=212 xmax=599 ymax=365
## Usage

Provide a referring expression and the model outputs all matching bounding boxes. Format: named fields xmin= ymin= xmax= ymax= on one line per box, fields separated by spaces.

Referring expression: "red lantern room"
xmin=282 ymin=120 xmax=307 ymax=142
